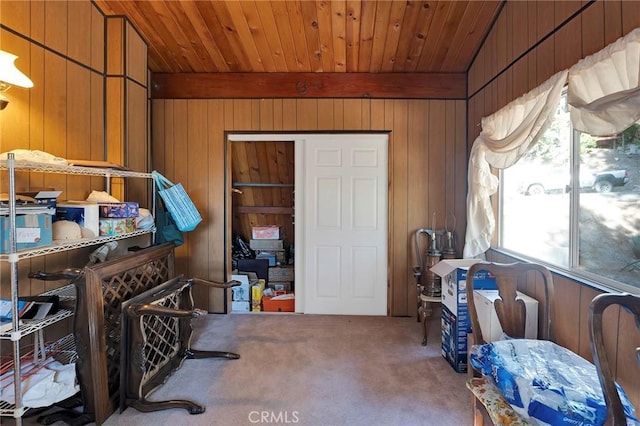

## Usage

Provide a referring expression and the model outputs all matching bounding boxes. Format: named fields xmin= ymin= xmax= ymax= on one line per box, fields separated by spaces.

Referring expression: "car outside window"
xmin=499 ymin=94 xmax=639 ymax=291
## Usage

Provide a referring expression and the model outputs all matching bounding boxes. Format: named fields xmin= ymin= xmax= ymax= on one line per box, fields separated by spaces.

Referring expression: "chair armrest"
xmin=126 ymin=303 xmax=196 ymax=318
xmin=189 ymin=277 xmax=241 ymax=289
xmin=29 ymin=268 xmax=84 ymax=281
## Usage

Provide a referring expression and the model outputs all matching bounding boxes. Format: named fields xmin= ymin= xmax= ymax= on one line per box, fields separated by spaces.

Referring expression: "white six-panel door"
xmin=228 ymin=133 xmax=388 ymax=315
xmin=297 ymin=134 xmax=388 ymax=315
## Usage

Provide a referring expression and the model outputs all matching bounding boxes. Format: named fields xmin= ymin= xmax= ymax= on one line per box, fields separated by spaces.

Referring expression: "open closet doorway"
xmin=227 ymin=133 xmax=388 ymax=316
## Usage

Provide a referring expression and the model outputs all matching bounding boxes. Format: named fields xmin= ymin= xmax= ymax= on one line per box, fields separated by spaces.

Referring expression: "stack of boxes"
xmin=250 ymin=225 xmax=286 ymax=267
xmin=97 ymin=202 xmax=139 ymax=236
xmin=249 ymin=225 xmax=295 ymax=312
xmin=250 ymin=225 xmax=293 ymax=292
xmin=56 ymin=201 xmax=140 ymax=237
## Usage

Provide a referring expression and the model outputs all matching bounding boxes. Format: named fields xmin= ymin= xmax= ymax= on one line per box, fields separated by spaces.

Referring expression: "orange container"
xmin=262 ymin=294 xmax=294 ymax=312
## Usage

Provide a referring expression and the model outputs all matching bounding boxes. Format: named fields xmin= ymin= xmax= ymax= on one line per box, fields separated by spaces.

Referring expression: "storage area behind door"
xmin=230 ymin=141 xmax=295 ymax=313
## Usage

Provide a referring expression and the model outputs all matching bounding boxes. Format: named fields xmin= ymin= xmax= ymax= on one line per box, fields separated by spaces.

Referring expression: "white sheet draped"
xmin=568 ymin=28 xmax=640 ymax=136
xmin=463 ymin=70 xmax=568 ymax=258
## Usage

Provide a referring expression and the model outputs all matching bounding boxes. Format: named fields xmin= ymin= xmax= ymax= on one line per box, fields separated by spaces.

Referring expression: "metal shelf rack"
xmin=0 ymin=333 xmax=77 ymax=417
xmin=0 ymin=154 xmax=155 ymax=423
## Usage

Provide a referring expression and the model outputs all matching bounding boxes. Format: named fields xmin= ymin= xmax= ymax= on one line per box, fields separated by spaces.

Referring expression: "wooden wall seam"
xmin=0 ymin=24 xmax=104 ymax=78
xmin=467 ymin=0 xmax=596 ymax=100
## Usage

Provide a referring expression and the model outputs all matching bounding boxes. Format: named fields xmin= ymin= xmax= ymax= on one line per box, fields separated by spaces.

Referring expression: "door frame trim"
xmin=226 ymin=132 xmax=390 ymax=314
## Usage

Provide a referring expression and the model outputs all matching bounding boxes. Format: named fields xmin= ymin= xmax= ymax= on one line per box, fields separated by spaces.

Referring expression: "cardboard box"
xmin=441 ymin=304 xmax=468 ymax=373
xmin=98 ymin=202 xmax=139 ymax=218
xmin=56 ymin=202 xmax=100 ymax=237
xmin=268 ymin=266 xmax=295 ymax=282
xmin=250 ymin=239 xmax=284 ymax=250
xmin=231 ymin=274 xmax=251 ymax=302
xmin=256 ymin=249 xmax=286 ymax=265
xmin=98 ymin=218 xmax=135 ymax=236
xmin=231 ymin=301 xmax=250 ymax=312
xmin=256 ymin=252 xmax=277 ymax=266
xmin=268 ymin=281 xmax=292 ymax=292
xmin=262 ymin=293 xmax=294 ymax=312
xmin=431 ymin=259 xmax=497 ymax=373
xmin=473 ymin=290 xmax=538 ymax=343
xmin=1 ymin=214 xmax=53 ymax=253
xmin=431 ymin=259 xmax=497 ymax=319
xmin=236 ymin=259 xmax=270 ymax=283
xmin=17 ymin=190 xmax=62 ymax=213
xmin=252 ymin=225 xmax=281 ymax=239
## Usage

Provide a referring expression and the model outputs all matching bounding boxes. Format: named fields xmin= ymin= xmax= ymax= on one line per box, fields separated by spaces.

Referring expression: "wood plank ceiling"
xmin=94 ymin=0 xmax=503 ymax=99
xmin=92 ymin=0 xmax=502 ymax=244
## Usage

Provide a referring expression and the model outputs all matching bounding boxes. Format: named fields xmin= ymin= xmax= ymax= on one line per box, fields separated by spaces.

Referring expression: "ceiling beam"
xmin=150 ymin=72 xmax=466 ymax=99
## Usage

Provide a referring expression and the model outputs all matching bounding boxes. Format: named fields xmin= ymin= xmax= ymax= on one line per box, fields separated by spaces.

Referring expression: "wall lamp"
xmin=0 ymin=49 xmax=34 ymax=110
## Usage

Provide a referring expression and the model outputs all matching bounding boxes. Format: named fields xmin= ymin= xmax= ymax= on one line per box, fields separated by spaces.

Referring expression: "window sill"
xmin=488 ymin=248 xmax=640 ymax=295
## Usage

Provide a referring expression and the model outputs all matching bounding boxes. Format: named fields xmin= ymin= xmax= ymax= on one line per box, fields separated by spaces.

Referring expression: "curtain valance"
xmin=463 ymin=71 xmax=568 ymax=258
xmin=567 ymin=28 xmax=640 ymax=136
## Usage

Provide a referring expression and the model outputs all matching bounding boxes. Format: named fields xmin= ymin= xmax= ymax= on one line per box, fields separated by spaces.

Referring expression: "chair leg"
xmin=418 ymin=303 xmax=428 ymax=346
xmin=472 ymin=395 xmax=484 ymax=426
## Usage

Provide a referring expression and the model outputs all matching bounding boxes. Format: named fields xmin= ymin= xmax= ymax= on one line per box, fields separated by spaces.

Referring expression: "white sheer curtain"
xmin=568 ymin=27 xmax=640 ymax=136
xmin=463 ymin=70 xmax=568 ymax=258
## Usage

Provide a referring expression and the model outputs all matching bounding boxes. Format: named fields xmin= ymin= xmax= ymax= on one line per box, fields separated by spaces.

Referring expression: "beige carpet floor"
xmin=99 ymin=312 xmax=472 ymax=426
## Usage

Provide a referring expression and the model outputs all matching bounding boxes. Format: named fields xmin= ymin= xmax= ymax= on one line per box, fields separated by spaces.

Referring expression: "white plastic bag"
xmin=470 ymin=339 xmax=639 ymax=425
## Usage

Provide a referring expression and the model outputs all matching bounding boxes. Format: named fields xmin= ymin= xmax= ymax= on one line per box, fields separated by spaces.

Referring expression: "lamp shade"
xmin=0 ymin=50 xmax=33 ymax=88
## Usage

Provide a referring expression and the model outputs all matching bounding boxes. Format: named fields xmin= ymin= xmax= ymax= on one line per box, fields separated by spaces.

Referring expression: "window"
xmin=499 ymin=93 xmax=640 ymax=290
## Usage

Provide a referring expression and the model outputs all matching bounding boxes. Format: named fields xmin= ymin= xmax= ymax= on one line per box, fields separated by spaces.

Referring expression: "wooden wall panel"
xmin=44 ymin=1 xmax=68 ymax=55
xmin=126 ymin=22 xmax=147 ymax=85
xmin=89 ymin=73 xmax=105 ymax=192
xmin=580 ymin=0 xmax=605 ymax=58
xmin=28 ymin=44 xmax=45 ymax=190
xmin=65 ymin=61 xmax=92 ymax=201
xmin=472 ymin=0 xmax=640 ymax=407
xmin=172 ymin=100 xmax=189 ymax=273
xmin=603 ymin=1 xmax=622 ymax=45
xmin=405 ymin=101 xmax=426 ymax=315
xmin=42 ymin=50 xmax=68 ymax=199
xmin=106 ymin=17 xmax=124 ymax=75
xmin=429 ymin=100 xmax=447 ymax=226
xmin=91 ymin=5 xmax=105 ymax=72
xmin=622 ymin=1 xmax=640 ymax=35
xmin=390 ymin=101 xmax=408 ymax=316
xmin=1 ymin=1 xmax=31 ymax=35
xmin=0 ymin=1 xmax=110 ymax=342
xmin=105 ymin=77 xmax=124 ymax=199
xmin=185 ymin=100 xmax=209 ymax=306
xmin=68 ymin=1 xmax=92 ymax=65
xmin=151 ymin=97 xmax=462 ymax=317
xmin=29 ymin=1 xmax=45 ymax=46
xmin=125 ymin=81 xmax=149 ymax=206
